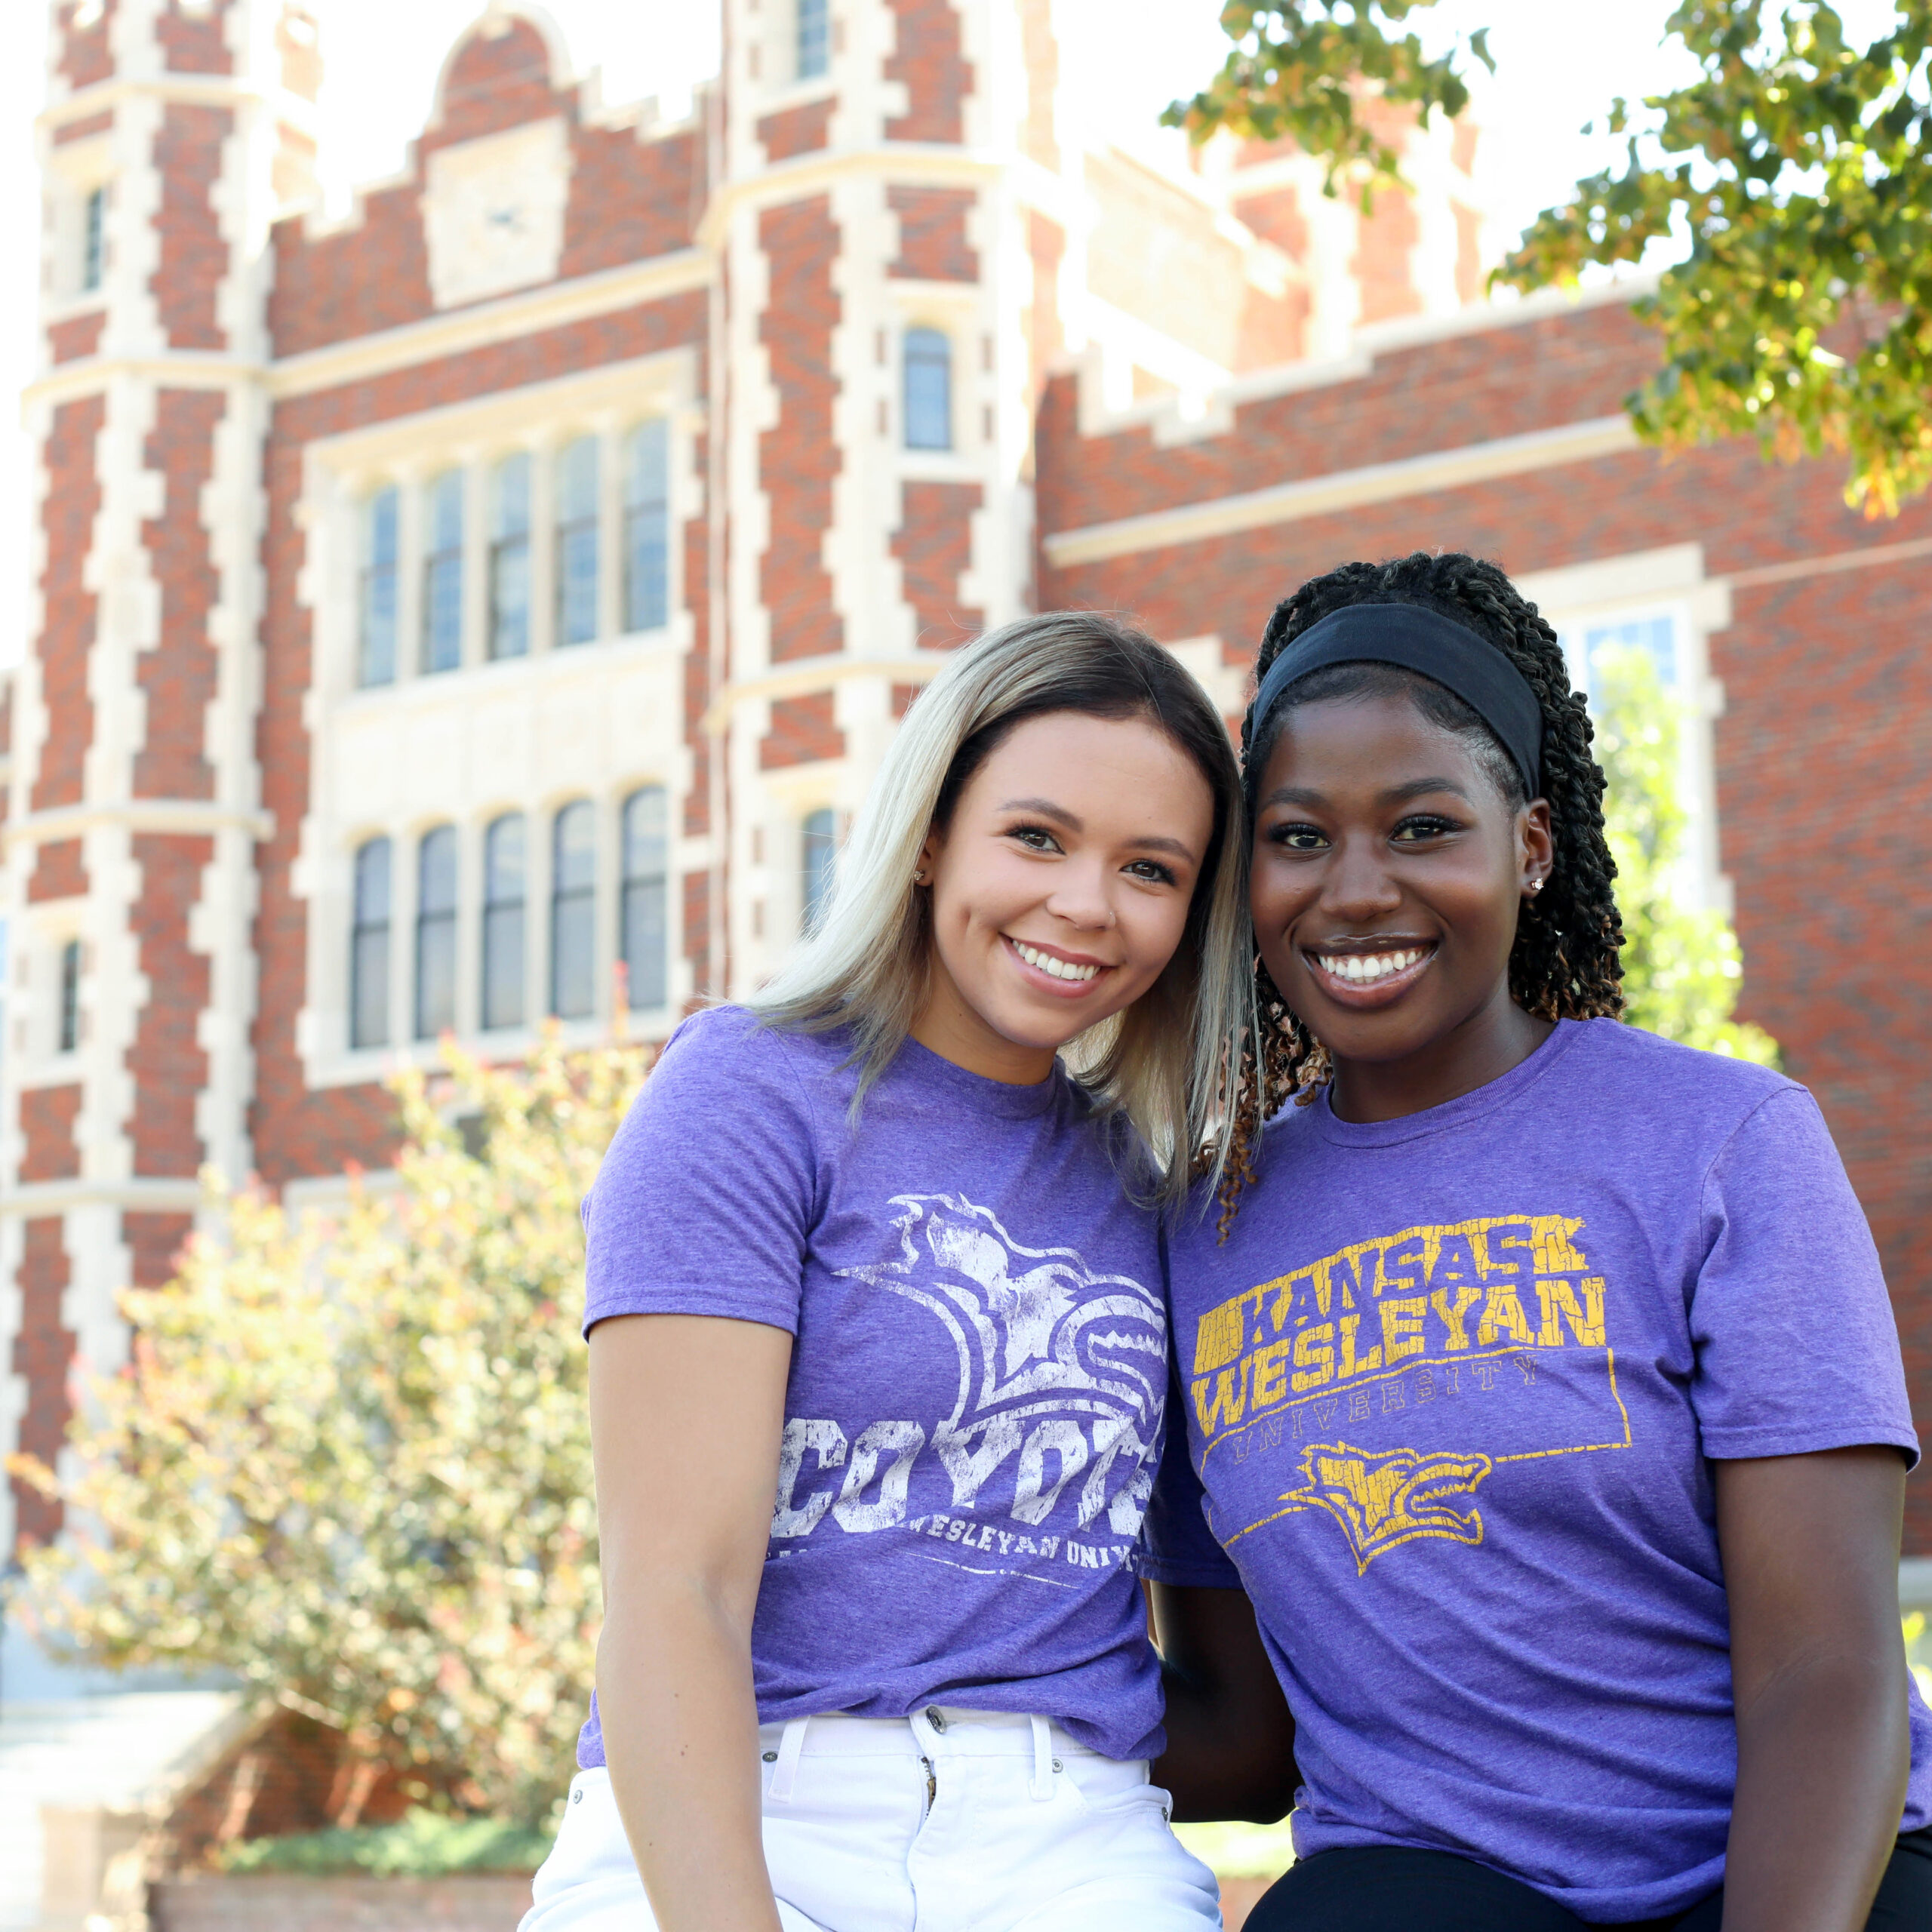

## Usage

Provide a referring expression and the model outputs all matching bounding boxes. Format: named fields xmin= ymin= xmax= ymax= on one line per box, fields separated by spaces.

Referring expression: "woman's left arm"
xmin=1717 ymin=1444 xmax=1911 ymax=1932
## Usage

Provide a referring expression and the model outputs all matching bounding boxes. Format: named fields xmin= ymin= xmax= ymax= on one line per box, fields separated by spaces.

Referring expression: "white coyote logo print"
xmin=835 ymin=1193 xmax=1166 ymax=1536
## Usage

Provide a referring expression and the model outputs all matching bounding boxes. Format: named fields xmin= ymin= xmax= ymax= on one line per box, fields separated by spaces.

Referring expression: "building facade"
xmin=3 ymin=0 xmax=1930 ymax=1585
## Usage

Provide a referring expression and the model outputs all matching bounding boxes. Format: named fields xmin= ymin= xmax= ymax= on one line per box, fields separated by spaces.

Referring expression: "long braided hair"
xmin=1216 ymin=552 xmax=1626 ymax=1233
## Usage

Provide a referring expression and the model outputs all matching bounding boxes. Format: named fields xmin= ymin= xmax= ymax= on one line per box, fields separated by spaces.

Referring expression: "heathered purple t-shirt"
xmin=1144 ymin=1019 xmax=1927 ymax=1924
xmin=577 ymin=1005 xmax=1170 ymax=1769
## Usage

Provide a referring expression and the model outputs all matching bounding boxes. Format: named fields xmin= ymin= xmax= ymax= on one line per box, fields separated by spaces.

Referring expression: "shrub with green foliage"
xmin=214 ymin=1807 xmax=551 ymax=1878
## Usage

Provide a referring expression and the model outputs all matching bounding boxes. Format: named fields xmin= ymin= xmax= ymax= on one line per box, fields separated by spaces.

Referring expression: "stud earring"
xmin=1526 ymin=878 xmax=1545 ymax=895
xmin=912 ymin=869 xmax=928 ymax=885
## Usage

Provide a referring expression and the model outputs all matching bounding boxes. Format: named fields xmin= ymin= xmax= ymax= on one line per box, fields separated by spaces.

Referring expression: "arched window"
xmin=349 ymin=836 xmax=392 ymax=1048
xmin=414 ymin=825 xmax=458 ymax=1039
xmin=801 ymin=808 xmax=837 ymax=936
xmin=903 ymin=328 xmax=952 ymax=451
xmin=422 ymin=470 xmax=464 ymax=674
xmin=550 ymin=801 xmax=597 ymax=1020
xmin=620 ymin=786 xmax=668 ymax=1011
xmin=359 ymin=487 xmax=399 ymax=686
xmin=489 ymin=453 xmax=531 ymax=660
xmin=797 ymin=0 xmax=829 ymax=79
xmin=556 ymin=435 xmax=600 ymax=647
xmin=624 ymin=420 xmax=669 ymax=634
xmin=481 ymin=814 xmax=526 ymax=1030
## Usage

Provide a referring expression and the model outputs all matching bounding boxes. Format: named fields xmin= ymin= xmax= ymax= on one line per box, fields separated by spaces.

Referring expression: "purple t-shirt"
xmin=578 ymin=1005 xmax=1169 ymax=1768
xmin=1145 ymin=1019 xmax=1927 ymax=1923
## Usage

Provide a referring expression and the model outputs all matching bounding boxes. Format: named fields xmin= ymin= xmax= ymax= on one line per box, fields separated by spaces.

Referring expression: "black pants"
xmin=1243 ymin=1824 xmax=1932 ymax=1931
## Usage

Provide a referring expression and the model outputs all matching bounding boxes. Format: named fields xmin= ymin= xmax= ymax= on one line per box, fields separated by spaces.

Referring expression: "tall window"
xmin=556 ymin=437 xmax=601 ymax=647
xmin=57 ymin=939 xmax=81 ymax=1054
xmin=797 ymin=0 xmax=830 ymax=78
xmin=623 ymin=421 xmax=669 ymax=634
xmin=414 ymin=825 xmax=458 ymax=1038
xmin=903 ymin=328 xmax=952 ymax=451
xmin=481 ymin=814 xmax=526 ymax=1030
xmin=422 ymin=470 xmax=464 ymax=674
xmin=490 ymin=453 xmax=532 ymax=660
xmin=621 ymin=786 xmax=668 ymax=1011
xmin=801 ymin=808 xmax=837 ymax=935
xmin=550 ymin=801 xmax=596 ymax=1019
xmin=1564 ymin=613 xmax=1679 ymax=701
xmin=359 ymin=487 xmax=400 ymax=687
xmin=350 ymin=837 xmax=392 ymax=1048
xmin=81 ymin=185 xmax=106 ymax=294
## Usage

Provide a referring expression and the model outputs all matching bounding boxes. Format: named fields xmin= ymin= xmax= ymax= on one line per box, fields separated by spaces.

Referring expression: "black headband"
xmin=1249 ymin=603 xmax=1543 ymax=795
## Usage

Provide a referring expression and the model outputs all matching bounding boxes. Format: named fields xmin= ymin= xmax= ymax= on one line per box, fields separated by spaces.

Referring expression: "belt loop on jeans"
xmin=1029 ymin=1715 xmax=1054 ymax=1801
xmin=767 ymin=1715 xmax=809 ymax=1804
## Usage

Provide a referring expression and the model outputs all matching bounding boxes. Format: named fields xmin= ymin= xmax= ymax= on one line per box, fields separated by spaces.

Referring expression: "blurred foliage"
xmin=1592 ymin=645 xmax=1779 ymax=1063
xmin=1499 ymin=1 xmax=1932 ymax=518
xmin=11 ymin=1031 xmax=651 ymax=1830
xmin=214 ymin=1807 xmax=549 ymax=1877
xmin=1163 ymin=3 xmax=1491 ymax=202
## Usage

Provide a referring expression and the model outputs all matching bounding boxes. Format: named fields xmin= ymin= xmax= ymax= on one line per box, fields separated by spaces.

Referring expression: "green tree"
xmin=1592 ymin=645 xmax=1779 ymax=1061
xmin=11 ymin=1033 xmax=650 ymax=1829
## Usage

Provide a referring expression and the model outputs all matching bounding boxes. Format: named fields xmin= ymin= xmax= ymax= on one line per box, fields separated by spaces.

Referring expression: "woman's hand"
xmin=1717 ymin=1444 xmax=1911 ymax=1932
xmin=590 ymin=1313 xmax=794 ymax=1932
xmin=1147 ymin=1581 xmax=1299 ymax=1822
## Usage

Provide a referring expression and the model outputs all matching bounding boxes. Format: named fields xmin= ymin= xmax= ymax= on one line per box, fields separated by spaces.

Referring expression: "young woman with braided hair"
xmin=1142 ymin=552 xmax=1931 ymax=1931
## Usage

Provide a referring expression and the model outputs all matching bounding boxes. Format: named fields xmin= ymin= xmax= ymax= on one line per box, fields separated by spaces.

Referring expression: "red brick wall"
xmin=893 ymin=479 xmax=983 ymax=648
xmin=124 ymin=1211 xmax=194 ymax=1291
xmin=681 ymin=868 xmax=711 ymax=1008
xmin=682 ymin=417 xmax=713 ymax=840
xmin=152 ymin=104 xmax=233 ymax=351
xmin=758 ymin=196 xmax=844 ymax=665
xmin=53 ymin=109 xmax=114 ymax=146
xmin=886 ymin=0 xmax=971 ymax=144
xmin=28 ymin=838 xmax=88 ymax=905
xmin=128 ymin=833 xmax=213 ymax=1176
xmin=761 ymin=691 xmax=846 ymax=770
xmin=34 ymin=395 xmax=104 ymax=814
xmin=48 ymin=312 xmax=106 ymax=365
xmin=759 ymin=99 xmax=834 ymax=162
xmin=157 ymin=0 xmax=234 ymax=75
xmin=429 ymin=20 xmax=556 ymax=146
xmin=11 ymin=1219 xmax=74 ymax=1549
xmin=20 ymin=1085 xmax=82 ymax=1185
xmin=888 ymin=186 xmax=977 ymax=281
xmin=1025 ymin=211 xmax=1064 ymax=418
xmin=136 ymin=389 xmax=223 ymax=800
xmin=57 ymin=1 xmax=115 ymax=89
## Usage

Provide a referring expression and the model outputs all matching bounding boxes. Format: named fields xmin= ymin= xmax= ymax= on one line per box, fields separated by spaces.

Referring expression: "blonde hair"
xmin=746 ymin=611 xmax=1253 ymax=1209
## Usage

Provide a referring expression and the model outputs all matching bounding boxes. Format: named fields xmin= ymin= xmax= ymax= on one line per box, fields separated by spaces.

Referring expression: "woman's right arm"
xmin=590 ymin=1311 xmax=794 ymax=1932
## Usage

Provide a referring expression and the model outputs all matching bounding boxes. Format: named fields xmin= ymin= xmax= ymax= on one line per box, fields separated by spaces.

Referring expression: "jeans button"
xmin=924 ymin=1706 xmax=947 ymax=1732
xmin=571 ymin=1786 xmax=583 ymax=1803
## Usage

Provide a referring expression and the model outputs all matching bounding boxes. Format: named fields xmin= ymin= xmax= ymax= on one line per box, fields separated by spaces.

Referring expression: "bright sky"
xmin=0 ymin=1 xmax=1903 ymax=672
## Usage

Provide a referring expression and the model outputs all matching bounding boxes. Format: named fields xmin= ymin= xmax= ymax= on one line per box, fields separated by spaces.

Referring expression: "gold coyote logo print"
xmin=1284 ymin=1441 xmax=1494 ymax=1573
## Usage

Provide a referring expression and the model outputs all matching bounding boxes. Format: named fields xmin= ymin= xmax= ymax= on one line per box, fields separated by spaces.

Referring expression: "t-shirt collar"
xmin=891 ymin=1031 xmax=1067 ymax=1121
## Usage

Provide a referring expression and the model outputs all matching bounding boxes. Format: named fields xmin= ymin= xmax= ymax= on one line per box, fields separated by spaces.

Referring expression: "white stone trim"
xmin=1041 ymin=415 xmax=1640 ymax=567
xmin=0 ymin=1178 xmax=203 ymax=1218
xmin=2 ymin=801 xmax=273 ymax=852
xmin=703 ymin=653 xmax=949 ymax=737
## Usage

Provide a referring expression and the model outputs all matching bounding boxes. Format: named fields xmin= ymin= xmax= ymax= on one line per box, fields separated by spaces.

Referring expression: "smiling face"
xmin=912 ymin=709 xmax=1217 ymax=1084
xmin=1251 ymin=691 xmax=1555 ymax=1118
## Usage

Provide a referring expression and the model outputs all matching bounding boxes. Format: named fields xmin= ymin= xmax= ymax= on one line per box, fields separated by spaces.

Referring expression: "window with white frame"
xmin=625 ymin=422 xmax=669 ymax=634
xmin=422 ymin=470 xmax=464 ymax=674
xmin=797 ymin=0 xmax=830 ymax=79
xmin=481 ymin=813 xmax=527 ymax=1030
xmin=550 ymin=801 xmax=597 ymax=1018
xmin=81 ymin=183 xmax=106 ymax=295
xmin=414 ymin=825 xmax=458 ymax=1038
xmin=801 ymin=808 xmax=837 ymax=935
xmin=349 ymin=838 xmax=392 ymax=1048
xmin=57 ymin=937 xmax=82 ymax=1054
xmin=358 ymin=488 xmax=400 ymax=688
xmin=903 ymin=328 xmax=952 ymax=451
xmin=621 ymin=786 xmax=669 ymax=1011
xmin=490 ymin=453 xmax=533 ymax=661
xmin=555 ymin=437 xmax=601 ymax=648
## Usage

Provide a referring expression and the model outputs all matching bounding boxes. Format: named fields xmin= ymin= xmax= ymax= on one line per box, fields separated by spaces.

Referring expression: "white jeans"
xmin=520 ymin=1706 xmax=1223 ymax=1931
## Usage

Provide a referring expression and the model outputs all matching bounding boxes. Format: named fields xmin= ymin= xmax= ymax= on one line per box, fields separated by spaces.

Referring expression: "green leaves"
xmin=11 ymin=1031 xmax=652 ymax=1829
xmin=1500 ymin=2 xmax=1932 ymax=517
xmin=1163 ymin=2 xmax=1492 ymax=202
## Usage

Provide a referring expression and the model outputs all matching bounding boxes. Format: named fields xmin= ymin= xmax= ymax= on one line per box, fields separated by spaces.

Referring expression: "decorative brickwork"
xmin=56 ymin=0 xmax=115 ymax=89
xmin=429 ymin=18 xmax=558 ymax=148
xmin=761 ymin=690 xmax=845 ymax=769
xmin=758 ymin=98 xmax=835 ymax=162
xmin=135 ymin=388 xmax=223 ymax=800
xmin=559 ymin=124 xmax=705 ymax=281
xmin=885 ymin=0 xmax=971 ymax=144
xmin=33 ymin=395 xmax=103 ymax=814
xmin=156 ymin=0 xmax=233 ymax=75
xmin=152 ymin=103 xmax=233 ymax=351
xmin=128 ymin=833 xmax=214 ymax=1175
xmin=53 ymin=109 xmax=115 ymax=145
xmin=758 ymin=196 xmax=844 ymax=664
xmin=48 ymin=312 xmax=106 ymax=364
xmin=28 ymin=836 xmax=89 ymax=904
xmin=20 ymin=1084 xmax=83 ymax=1184
xmin=893 ymin=479 xmax=982 ymax=647
xmin=11 ymin=1219 xmax=74 ymax=1548
xmin=887 ymin=185 xmax=977 ymax=282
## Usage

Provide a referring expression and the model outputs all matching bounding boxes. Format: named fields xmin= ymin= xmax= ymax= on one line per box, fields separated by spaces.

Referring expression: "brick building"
xmin=2 ymin=0 xmax=1928 ymax=1633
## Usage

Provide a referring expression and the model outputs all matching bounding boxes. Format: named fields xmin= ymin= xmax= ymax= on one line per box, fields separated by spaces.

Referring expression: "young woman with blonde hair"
xmin=521 ymin=611 xmax=1252 ymax=1932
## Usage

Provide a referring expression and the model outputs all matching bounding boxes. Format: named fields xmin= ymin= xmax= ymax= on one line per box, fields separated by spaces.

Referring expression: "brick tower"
xmin=1 ymin=1 xmax=317 ymax=1565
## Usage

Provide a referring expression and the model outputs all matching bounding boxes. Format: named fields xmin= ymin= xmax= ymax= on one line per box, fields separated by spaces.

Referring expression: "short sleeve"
xmin=1690 ymin=1087 xmax=1918 ymax=1466
xmin=1139 ymin=1350 xmax=1245 ymax=1589
xmin=583 ymin=1008 xmax=820 ymax=1337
